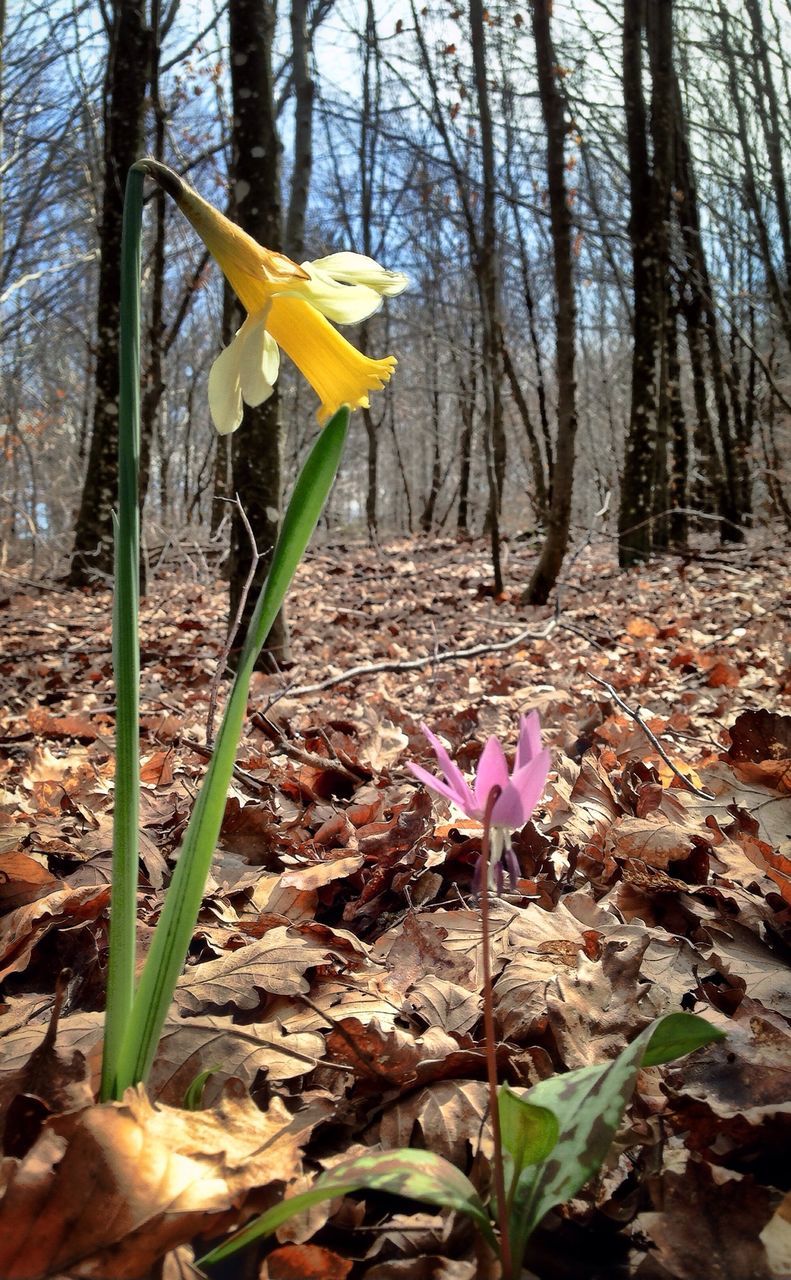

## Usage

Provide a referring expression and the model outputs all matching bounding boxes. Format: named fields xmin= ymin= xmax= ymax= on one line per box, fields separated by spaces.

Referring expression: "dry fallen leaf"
xmin=0 ymin=885 xmax=110 ymax=981
xmin=0 ymin=1086 xmax=319 ymax=1279
xmin=260 ymin=1242 xmax=353 ymax=1279
xmin=637 ymin=1156 xmax=774 ymax=1280
xmin=546 ymin=936 xmax=655 ymax=1068
xmin=174 ymin=926 xmax=334 ymax=1013
xmin=407 ymin=975 xmax=481 ymax=1036
xmin=2 ymin=537 xmax=789 ymax=1277
xmin=375 ymin=1078 xmax=491 ymax=1168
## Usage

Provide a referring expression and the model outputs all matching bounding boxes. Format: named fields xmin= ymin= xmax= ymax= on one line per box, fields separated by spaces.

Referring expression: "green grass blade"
xmin=101 ymin=166 xmax=144 ymax=1102
xmin=114 ymin=408 xmax=349 ymax=1092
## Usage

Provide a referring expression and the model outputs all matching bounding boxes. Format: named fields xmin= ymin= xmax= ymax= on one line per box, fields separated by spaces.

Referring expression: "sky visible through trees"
xmin=2 ymin=0 xmax=789 ymax=582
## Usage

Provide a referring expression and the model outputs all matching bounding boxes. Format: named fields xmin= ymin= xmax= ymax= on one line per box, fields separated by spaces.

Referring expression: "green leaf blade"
xmin=641 ymin=1010 xmax=725 ymax=1067
xmin=199 ymin=1148 xmax=494 ymax=1268
xmin=508 ymin=1012 xmax=723 ymax=1248
xmin=499 ymin=1085 xmax=559 ymax=1178
xmin=101 ymin=166 xmax=145 ymax=1102
xmin=115 ymin=409 xmax=349 ymax=1092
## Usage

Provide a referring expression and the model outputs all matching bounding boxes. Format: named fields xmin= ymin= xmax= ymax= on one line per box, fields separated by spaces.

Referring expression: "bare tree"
xmin=2 ymin=0 xmax=788 ymax=575
xmin=617 ymin=0 xmax=674 ymax=567
xmin=69 ymin=0 xmax=151 ymax=585
xmin=284 ymin=0 xmax=315 ymax=259
xmin=524 ymin=0 xmax=578 ymax=604
xmin=469 ymin=0 xmax=506 ymax=590
xmin=227 ymin=0 xmax=288 ymax=664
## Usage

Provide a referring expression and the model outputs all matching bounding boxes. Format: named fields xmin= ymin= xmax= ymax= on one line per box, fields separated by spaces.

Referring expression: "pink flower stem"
xmin=480 ymin=787 xmax=513 ymax=1280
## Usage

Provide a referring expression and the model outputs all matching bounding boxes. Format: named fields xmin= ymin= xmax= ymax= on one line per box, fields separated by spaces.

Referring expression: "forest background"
xmin=2 ymin=0 xmax=790 ymax=609
xmin=1 ymin=2 xmax=791 ymax=1276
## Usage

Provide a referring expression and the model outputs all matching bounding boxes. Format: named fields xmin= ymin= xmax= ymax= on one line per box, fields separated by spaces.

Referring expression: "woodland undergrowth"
xmin=0 ymin=531 xmax=789 ymax=1279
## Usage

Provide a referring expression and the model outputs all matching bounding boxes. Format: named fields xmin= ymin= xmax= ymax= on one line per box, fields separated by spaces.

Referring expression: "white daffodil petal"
xmin=300 ymin=267 xmax=384 ymax=324
xmin=208 ymin=333 xmax=245 ymax=434
xmin=239 ymin=315 xmax=279 ymax=406
xmin=261 ymin=328 xmax=280 ymax=384
xmin=306 ymin=252 xmax=409 ymax=297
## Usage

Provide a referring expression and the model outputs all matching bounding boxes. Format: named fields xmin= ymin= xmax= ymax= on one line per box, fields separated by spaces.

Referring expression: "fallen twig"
xmin=182 ymin=736 xmax=272 ymax=795
xmin=557 ymin=620 xmax=611 ymax=651
xmin=0 ymin=568 xmax=69 ymax=594
xmin=250 ymin=713 xmax=364 ymax=784
xmin=588 ymin=672 xmax=716 ymax=801
xmin=265 ymin=620 xmax=557 ymax=706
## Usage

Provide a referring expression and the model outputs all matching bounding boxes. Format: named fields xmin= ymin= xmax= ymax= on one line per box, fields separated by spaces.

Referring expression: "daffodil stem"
xmin=480 ymin=788 xmax=513 ymax=1280
xmin=99 ymin=159 xmax=350 ymax=1099
xmin=112 ymin=408 xmax=350 ymax=1093
xmin=101 ymin=165 xmax=144 ymax=1101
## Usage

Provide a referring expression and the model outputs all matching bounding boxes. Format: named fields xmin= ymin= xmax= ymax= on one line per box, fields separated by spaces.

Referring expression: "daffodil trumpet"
xmin=137 ymin=159 xmax=407 ymax=433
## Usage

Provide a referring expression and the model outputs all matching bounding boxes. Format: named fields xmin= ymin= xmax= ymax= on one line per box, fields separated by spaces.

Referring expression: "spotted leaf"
xmin=199 ymin=1146 xmax=495 ymax=1266
xmin=505 ymin=1012 xmax=723 ymax=1257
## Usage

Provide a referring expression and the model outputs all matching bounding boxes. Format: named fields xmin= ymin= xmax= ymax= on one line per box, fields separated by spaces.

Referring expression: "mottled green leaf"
xmin=199 ymin=1147 xmax=494 ymax=1267
xmin=640 ymin=1010 xmax=724 ymax=1067
xmin=506 ymin=1012 xmax=723 ymax=1255
xmin=498 ymin=1083 xmax=558 ymax=1211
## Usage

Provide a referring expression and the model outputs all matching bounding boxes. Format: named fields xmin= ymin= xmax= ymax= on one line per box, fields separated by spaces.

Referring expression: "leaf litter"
xmin=0 ymin=533 xmax=789 ymax=1278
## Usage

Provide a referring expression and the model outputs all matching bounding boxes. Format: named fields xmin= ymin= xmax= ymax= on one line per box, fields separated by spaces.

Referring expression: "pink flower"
xmin=409 ymin=712 xmax=550 ymax=833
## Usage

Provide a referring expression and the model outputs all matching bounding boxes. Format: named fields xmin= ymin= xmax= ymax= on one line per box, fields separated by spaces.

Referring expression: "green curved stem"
xmin=480 ymin=788 xmax=513 ymax=1279
xmin=101 ymin=166 xmax=144 ymax=1101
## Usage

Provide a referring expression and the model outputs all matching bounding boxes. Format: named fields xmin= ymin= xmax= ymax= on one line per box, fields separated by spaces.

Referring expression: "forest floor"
xmin=0 ymin=530 xmax=790 ymax=1279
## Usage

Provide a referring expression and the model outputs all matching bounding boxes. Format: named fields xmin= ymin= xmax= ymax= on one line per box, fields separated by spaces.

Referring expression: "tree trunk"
xmin=358 ymin=0 xmax=382 ymax=542
xmin=388 ymin=389 xmax=413 ymax=533
xmin=666 ymin=303 xmax=688 ymax=548
xmin=718 ymin=1 xmax=791 ymax=349
xmin=617 ymin=0 xmax=673 ymax=568
xmin=763 ymin=391 xmax=791 ymax=529
xmin=502 ymin=93 xmax=553 ymax=500
xmin=502 ymin=343 xmax=548 ymax=522
xmin=0 ymin=0 xmax=6 ymax=345
xmin=69 ymin=0 xmax=149 ymax=585
xmin=211 ymin=278 xmax=235 ymax=542
xmin=284 ymin=0 xmax=313 ymax=260
xmin=743 ymin=0 xmax=791 ymax=298
xmin=363 ymin=404 xmax=378 ymax=541
xmin=672 ymin=66 xmax=742 ymax=539
xmin=456 ymin=337 xmax=477 ymax=536
xmin=139 ymin=0 xmax=167 ymax=529
xmin=420 ymin=325 xmax=442 ymax=532
xmin=227 ymin=0 xmax=288 ymax=665
xmin=651 ymin=309 xmax=671 ymax=551
xmin=525 ymin=0 xmax=577 ymax=605
xmin=683 ymin=291 xmax=723 ymax=520
xmin=469 ymin=0 xmax=504 ymax=592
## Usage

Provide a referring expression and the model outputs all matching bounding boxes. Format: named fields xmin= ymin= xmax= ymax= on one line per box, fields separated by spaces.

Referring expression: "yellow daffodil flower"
xmin=139 ymin=160 xmax=407 ymax=433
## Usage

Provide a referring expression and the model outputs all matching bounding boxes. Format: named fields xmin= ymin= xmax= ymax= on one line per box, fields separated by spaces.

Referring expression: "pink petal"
xmin=474 ymin=736 xmax=510 ymax=810
xmin=407 ymin=761 xmax=474 ymax=816
xmin=493 ymin=749 xmax=551 ymax=828
xmin=515 ymin=711 xmax=542 ymax=771
xmin=491 ymin=782 xmax=526 ymax=829
xmin=421 ymin=724 xmax=475 ymax=810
